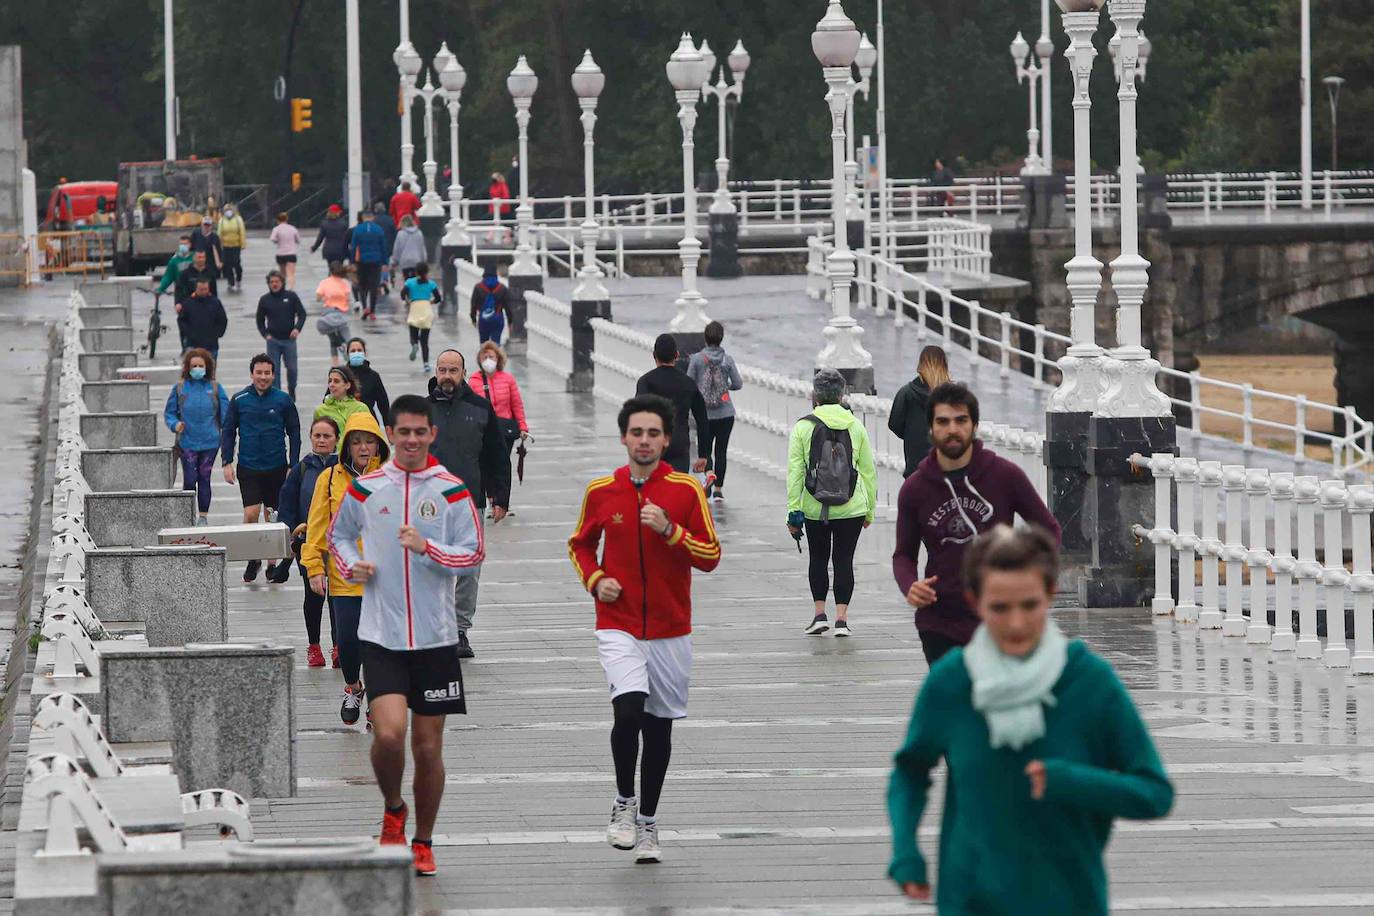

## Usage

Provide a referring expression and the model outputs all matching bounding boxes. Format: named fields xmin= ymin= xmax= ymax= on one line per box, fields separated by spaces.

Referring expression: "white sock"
xmin=616 ymin=795 xmax=637 ymax=806
xmin=636 ymin=813 xmax=656 ymax=825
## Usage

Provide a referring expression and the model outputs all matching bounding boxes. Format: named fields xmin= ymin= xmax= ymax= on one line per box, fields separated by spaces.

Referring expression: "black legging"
xmin=804 ymin=516 xmax=865 ymax=605
xmin=610 ymin=692 xmax=673 ymax=818
xmin=299 ymin=562 xmax=337 ymax=646
xmin=222 ymin=247 xmax=243 ymax=286
xmin=409 ymin=326 xmax=431 ymax=363
xmin=330 ymin=595 xmax=363 ymax=684
xmin=702 ymin=416 xmax=735 ymax=489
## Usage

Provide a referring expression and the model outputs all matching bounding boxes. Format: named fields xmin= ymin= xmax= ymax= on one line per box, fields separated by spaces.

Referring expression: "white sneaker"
xmin=606 ymin=798 xmax=638 ymax=850
xmin=634 ymin=821 xmax=661 ymax=863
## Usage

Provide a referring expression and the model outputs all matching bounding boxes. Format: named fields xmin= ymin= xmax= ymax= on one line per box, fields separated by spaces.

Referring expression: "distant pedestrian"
xmin=217 ymin=204 xmax=247 ymax=291
xmin=391 ymin=214 xmax=427 ymax=281
xmin=888 ymin=345 xmax=950 ymax=478
xmin=174 ymin=247 xmax=219 ymax=306
xmin=164 ymin=348 xmax=229 ymax=526
xmin=256 ymin=269 xmax=307 ymax=400
xmin=887 ymin=525 xmax=1173 ymax=913
xmin=469 ymin=263 xmax=508 ymax=345
xmin=635 ymin=334 xmax=709 ymax=476
xmin=177 ymin=279 xmax=228 ymax=359
xmin=388 ymin=181 xmax=422 ymax=228
xmin=221 ymin=354 xmax=301 ymax=583
xmin=311 ymin=204 xmax=349 ymax=265
xmin=469 ymin=341 xmax=528 ymax=506
xmin=786 ymin=368 xmax=876 ymax=638
xmin=351 ymin=210 xmax=388 ymax=320
xmin=346 ymin=338 xmax=391 ymax=426
xmin=892 ymin=382 xmax=1061 ymax=665
xmin=314 ymin=366 xmax=370 ymax=441
xmin=156 ymin=234 xmax=194 ymax=297
xmin=487 ymin=172 xmax=512 ymax=223
xmin=270 ymin=211 xmax=301 ymax=288
xmin=190 ymin=215 xmax=225 ymax=272
xmin=315 ymin=261 xmax=353 ymax=367
xmin=685 ymin=320 xmax=743 ymax=500
xmin=403 ymin=262 xmax=440 ymax=373
xmin=929 ymin=158 xmax=956 ymax=213
xmin=274 ymin=416 xmax=340 ymax=665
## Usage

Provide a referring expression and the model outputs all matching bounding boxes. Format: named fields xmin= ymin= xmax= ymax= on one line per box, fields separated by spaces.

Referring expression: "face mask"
xmin=481 ymin=358 xmax=498 ymax=374
xmin=189 ymin=367 xmax=206 ymax=380
xmin=177 ymin=244 xmax=189 ymax=255
xmin=348 ymin=353 xmax=365 ymax=368
xmin=224 ymin=210 xmax=234 ymax=218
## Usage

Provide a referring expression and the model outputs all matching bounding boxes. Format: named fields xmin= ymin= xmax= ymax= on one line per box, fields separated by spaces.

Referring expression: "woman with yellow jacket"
xmin=301 ymin=410 xmax=390 ymax=727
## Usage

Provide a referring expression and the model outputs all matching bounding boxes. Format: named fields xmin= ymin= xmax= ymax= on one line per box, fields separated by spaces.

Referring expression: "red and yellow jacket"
xmin=568 ymin=463 xmax=721 ymax=639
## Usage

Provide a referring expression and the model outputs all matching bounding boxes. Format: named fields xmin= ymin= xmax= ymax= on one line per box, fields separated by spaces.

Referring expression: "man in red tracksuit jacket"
xmin=568 ymin=393 xmax=721 ymax=866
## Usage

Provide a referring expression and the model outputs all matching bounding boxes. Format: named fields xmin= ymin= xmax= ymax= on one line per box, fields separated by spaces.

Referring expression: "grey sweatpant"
xmin=455 ymin=514 xmax=484 ymax=631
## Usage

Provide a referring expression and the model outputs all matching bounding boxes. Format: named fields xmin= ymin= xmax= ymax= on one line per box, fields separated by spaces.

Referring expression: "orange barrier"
xmin=36 ymin=231 xmax=109 ymax=280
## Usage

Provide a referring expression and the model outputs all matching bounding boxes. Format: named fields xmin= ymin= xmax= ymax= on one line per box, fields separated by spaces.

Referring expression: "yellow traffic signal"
xmin=291 ymin=98 xmax=313 ymax=132
xmin=291 ymin=172 xmax=302 ymax=192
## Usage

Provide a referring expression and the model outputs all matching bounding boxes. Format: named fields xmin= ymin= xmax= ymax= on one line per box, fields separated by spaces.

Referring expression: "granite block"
xmin=84 ymin=491 xmax=195 ymax=548
xmin=85 ymin=547 xmax=227 ymax=644
xmin=81 ymin=447 xmax=176 ymax=492
xmin=14 ymin=833 xmax=101 ymax=916
xmin=99 ymin=643 xmax=296 ymax=797
xmin=569 ymin=298 xmax=611 ymax=392
xmin=507 ymin=273 xmax=543 ymax=342
xmin=79 ymin=303 xmax=132 ymax=328
xmin=83 ymin=380 xmax=151 ymax=414
xmin=78 ymin=282 xmax=134 ymax=309
xmin=79 ymin=326 xmax=135 ymax=353
xmin=1045 ymin=410 xmax=1092 ymax=558
xmin=707 ymin=212 xmax=742 ymax=278
xmin=80 ymin=412 xmax=159 ymax=449
xmin=79 ymin=351 xmax=137 ymax=381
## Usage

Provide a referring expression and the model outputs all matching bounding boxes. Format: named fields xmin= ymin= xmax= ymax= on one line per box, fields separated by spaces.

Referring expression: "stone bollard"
xmin=507 ymin=272 xmax=543 ymax=346
xmin=78 ymin=351 xmax=137 ymax=382
xmin=85 ymin=547 xmax=228 ymax=645
xmin=81 ymin=447 xmax=176 ymax=492
xmin=84 ymin=491 xmax=194 ymax=548
xmin=707 ymin=211 xmax=741 ymax=278
xmin=100 ymin=642 xmax=296 ymax=797
xmin=79 ymin=412 xmax=159 ymax=449
xmin=82 ymin=380 xmax=150 ymax=414
xmin=78 ymin=326 xmax=135 ymax=353
xmin=78 ymin=304 xmax=132 ymax=328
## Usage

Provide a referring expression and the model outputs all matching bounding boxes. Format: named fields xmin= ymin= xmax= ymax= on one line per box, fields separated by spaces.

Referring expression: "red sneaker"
xmin=306 ymin=644 xmax=325 ymax=668
xmin=379 ymin=803 xmax=408 ymax=846
xmin=412 ymin=841 xmax=437 ymax=876
xmin=331 ymin=645 xmax=340 ymax=669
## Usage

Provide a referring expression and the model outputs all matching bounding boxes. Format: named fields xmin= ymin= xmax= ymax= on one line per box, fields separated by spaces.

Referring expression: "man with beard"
xmin=891 ymin=382 xmax=1060 ymax=664
xmin=426 ymin=349 xmax=511 ymax=658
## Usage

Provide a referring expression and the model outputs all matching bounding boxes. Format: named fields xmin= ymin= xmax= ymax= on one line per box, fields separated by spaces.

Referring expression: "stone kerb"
xmin=85 ymin=547 xmax=228 ymax=645
xmin=99 ymin=642 xmax=296 ymax=797
xmin=83 ymin=491 xmax=195 ymax=548
xmin=82 ymin=380 xmax=150 ymax=414
xmin=78 ymin=351 xmax=137 ymax=382
xmin=80 ymin=447 xmax=175 ymax=492
xmin=78 ymin=412 xmax=159 ymax=450
xmin=78 ymin=326 xmax=135 ymax=354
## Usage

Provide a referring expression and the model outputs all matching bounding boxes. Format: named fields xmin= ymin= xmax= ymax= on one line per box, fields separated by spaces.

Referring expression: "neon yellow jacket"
xmin=786 ymin=402 xmax=877 ymax=523
xmin=218 ymin=214 xmax=247 ymax=248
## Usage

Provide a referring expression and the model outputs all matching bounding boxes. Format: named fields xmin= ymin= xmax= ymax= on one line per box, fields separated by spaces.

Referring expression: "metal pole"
xmin=164 ymin=0 xmax=176 ymax=159
xmin=876 ymin=0 xmax=889 ymax=264
xmin=669 ymin=89 xmax=710 ymax=331
xmin=420 ymin=81 xmax=444 ymax=213
xmin=1038 ymin=0 xmax=1053 ymax=169
xmin=510 ymin=98 xmax=538 ymax=275
xmin=1300 ymin=0 xmax=1312 ymax=209
xmin=443 ymin=97 xmax=469 ymax=246
xmin=345 ymin=0 xmax=364 ymax=217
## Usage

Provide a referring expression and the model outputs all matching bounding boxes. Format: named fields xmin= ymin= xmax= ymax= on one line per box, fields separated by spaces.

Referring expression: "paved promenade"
xmin=99 ymin=243 xmax=1374 ymax=914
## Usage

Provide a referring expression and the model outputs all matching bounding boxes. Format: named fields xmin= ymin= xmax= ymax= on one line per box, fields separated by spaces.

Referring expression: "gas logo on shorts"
xmin=424 ymin=681 xmax=463 ymax=701
xmin=417 ymin=497 xmax=439 ymax=520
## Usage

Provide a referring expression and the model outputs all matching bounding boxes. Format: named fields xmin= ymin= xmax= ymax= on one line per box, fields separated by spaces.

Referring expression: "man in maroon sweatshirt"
xmin=892 ymin=382 xmax=1060 ymax=663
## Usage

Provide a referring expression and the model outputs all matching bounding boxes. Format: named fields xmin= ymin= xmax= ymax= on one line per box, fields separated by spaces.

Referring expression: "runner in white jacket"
xmin=325 ymin=394 xmax=484 ymax=878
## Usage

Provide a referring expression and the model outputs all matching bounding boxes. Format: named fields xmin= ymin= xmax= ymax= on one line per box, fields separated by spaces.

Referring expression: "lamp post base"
xmin=569 ymin=297 xmax=611 ymax=393
xmin=506 ymin=273 xmax=543 ymax=347
xmin=419 ymin=214 xmax=446 ymax=266
xmin=819 ymin=365 xmax=875 ymax=397
xmin=439 ymin=241 xmax=473 ymax=314
xmin=706 ymin=212 xmax=741 ymax=278
xmin=1044 ymin=409 xmax=1093 ymax=564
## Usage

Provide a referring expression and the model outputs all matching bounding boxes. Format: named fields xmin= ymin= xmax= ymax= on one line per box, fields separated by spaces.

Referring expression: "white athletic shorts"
xmin=596 ymin=629 xmax=693 ymax=720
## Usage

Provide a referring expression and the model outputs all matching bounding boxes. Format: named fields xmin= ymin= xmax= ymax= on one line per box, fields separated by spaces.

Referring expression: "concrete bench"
xmin=20 ymin=772 xmax=186 ymax=834
xmin=79 ymin=412 xmax=160 ymax=449
xmin=78 ymin=351 xmax=137 ymax=381
xmin=79 ymin=326 xmax=135 ymax=353
xmin=99 ymin=642 xmax=295 ymax=797
xmin=157 ymin=523 xmax=290 ymax=561
xmin=84 ymin=491 xmax=193 ymax=548
xmin=82 ymin=380 xmax=150 ymax=414
xmin=85 ymin=546 xmax=228 ymax=645
xmin=81 ymin=447 xmax=176 ymax=492
xmin=117 ymin=363 xmax=183 ymax=387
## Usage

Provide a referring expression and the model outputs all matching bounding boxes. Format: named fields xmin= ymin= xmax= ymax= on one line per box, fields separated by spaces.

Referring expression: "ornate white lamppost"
xmin=506 ymin=56 xmax=541 ymax=280
xmin=439 ymin=52 xmax=470 ymax=253
xmin=415 ymin=43 xmax=455 ymax=217
xmin=812 ymin=1 xmax=873 ymax=393
xmin=1010 ymin=33 xmax=1048 ymax=175
xmin=666 ymin=34 xmax=713 ymax=340
xmin=843 ymin=34 xmax=878 ymax=212
xmin=1109 ymin=26 xmax=1151 ymax=175
xmin=702 ymin=40 xmax=750 ymax=216
xmin=571 ymin=50 xmax=608 ymax=305
xmin=394 ymin=40 xmax=423 ymax=189
xmin=1037 ymin=0 xmax=1055 ymax=169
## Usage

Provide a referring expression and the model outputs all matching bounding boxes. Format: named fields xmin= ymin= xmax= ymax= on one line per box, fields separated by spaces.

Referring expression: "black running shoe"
xmin=803 ymin=614 xmax=830 ymax=636
xmin=265 ymin=559 xmax=292 ymax=584
xmin=457 ymin=631 xmax=475 ymax=659
xmin=341 ymin=685 xmax=363 ymax=725
xmin=243 ymin=560 xmax=261 ymax=583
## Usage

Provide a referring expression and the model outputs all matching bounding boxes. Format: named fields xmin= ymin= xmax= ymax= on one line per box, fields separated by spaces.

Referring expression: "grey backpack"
xmin=803 ymin=415 xmax=857 ymax=519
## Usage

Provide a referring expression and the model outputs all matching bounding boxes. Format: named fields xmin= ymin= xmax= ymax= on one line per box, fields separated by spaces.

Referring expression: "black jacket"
xmin=312 ymin=217 xmax=349 ymax=263
xmin=351 ymin=360 xmax=391 ymax=426
xmin=175 ymin=264 xmax=219 ymax=305
xmin=255 ymin=289 xmax=308 ymax=340
xmin=635 ymin=365 xmax=710 ymax=474
xmin=178 ymin=295 xmax=228 ymax=351
xmin=372 ymin=213 xmax=398 ymax=254
xmin=888 ymin=376 xmax=933 ymax=478
xmin=470 ymin=280 xmax=510 ymax=324
xmin=190 ymin=227 xmax=224 ymax=264
xmin=426 ymin=376 xmax=512 ymax=510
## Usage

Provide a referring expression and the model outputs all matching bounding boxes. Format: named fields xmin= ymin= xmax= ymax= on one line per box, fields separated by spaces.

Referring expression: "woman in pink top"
xmin=314 ymin=261 xmax=353 ymax=367
xmin=269 ymin=212 xmax=302 ymax=288
xmin=470 ymin=341 xmax=528 ymax=509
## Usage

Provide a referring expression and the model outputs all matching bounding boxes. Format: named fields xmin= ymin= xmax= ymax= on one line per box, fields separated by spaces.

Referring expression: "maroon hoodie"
xmin=892 ymin=439 xmax=1061 ymax=643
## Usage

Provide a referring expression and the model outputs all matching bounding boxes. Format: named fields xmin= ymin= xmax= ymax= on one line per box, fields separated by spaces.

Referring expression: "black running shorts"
xmin=361 ymin=640 xmax=466 ymax=716
xmin=237 ymin=465 xmax=288 ymax=509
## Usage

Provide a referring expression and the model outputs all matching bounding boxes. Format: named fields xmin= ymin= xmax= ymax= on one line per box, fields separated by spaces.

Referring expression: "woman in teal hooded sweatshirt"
xmin=887 ymin=525 xmax=1172 ymax=915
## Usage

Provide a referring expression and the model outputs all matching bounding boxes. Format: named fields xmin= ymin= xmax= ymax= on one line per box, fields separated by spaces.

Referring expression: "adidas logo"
xmin=379 ymin=506 xmax=391 ymax=515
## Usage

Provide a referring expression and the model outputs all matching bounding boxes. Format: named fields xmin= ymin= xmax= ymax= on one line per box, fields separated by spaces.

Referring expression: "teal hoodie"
xmin=786 ymin=402 xmax=877 ymax=523
xmin=887 ymin=640 xmax=1173 ymax=915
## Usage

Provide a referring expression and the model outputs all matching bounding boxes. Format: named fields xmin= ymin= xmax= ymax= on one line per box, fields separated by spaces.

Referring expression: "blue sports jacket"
xmin=221 ymin=384 xmax=301 ymax=471
xmin=351 ymin=221 xmax=389 ymax=264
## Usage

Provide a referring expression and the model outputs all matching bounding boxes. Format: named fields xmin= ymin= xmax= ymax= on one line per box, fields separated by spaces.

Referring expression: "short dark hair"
xmin=179 ymin=233 xmax=192 ymax=242
xmin=927 ymin=381 xmax=980 ymax=427
xmin=416 ymin=262 xmax=429 ymax=278
xmin=962 ymin=525 xmax=1059 ymax=597
xmin=704 ymin=321 xmax=724 ymax=347
xmin=250 ymin=353 xmax=274 ymax=374
xmin=618 ymin=394 xmax=675 ymax=438
xmin=389 ymin=394 xmax=432 ymax=426
xmin=346 ymin=336 xmax=366 ymax=353
xmin=653 ymin=333 xmax=678 ymax=364
xmin=311 ymin=416 xmax=341 ymax=437
xmin=266 ymin=269 xmax=284 ymax=284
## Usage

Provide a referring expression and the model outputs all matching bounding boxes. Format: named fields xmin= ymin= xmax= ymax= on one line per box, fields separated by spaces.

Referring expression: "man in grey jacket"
xmin=685 ymin=320 xmax=743 ymax=501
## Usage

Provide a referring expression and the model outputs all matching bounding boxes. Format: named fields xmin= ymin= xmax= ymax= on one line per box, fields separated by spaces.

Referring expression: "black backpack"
xmin=803 ymin=415 xmax=857 ymax=519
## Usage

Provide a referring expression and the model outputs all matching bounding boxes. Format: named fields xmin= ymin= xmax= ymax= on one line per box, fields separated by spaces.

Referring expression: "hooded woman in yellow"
xmin=302 ymin=410 xmax=390 ymax=726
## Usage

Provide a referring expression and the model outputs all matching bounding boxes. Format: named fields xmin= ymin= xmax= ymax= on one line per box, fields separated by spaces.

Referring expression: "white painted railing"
xmin=524 ymin=290 xmax=573 ymax=382
xmin=1133 ymin=453 xmax=1374 ymax=672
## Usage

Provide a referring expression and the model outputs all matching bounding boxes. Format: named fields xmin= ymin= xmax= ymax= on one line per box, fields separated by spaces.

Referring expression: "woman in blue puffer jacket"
xmin=163 ymin=348 xmax=230 ymax=525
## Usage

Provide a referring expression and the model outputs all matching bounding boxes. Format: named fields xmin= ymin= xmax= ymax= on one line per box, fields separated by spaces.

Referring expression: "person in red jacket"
xmin=389 ymin=182 xmax=422 ymax=228
xmin=568 ymin=394 xmax=721 ymax=865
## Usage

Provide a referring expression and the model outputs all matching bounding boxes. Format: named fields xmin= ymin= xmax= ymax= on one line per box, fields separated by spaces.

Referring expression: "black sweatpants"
xmin=702 ymin=416 xmax=735 ymax=489
xmin=803 ymin=515 xmax=865 ymax=605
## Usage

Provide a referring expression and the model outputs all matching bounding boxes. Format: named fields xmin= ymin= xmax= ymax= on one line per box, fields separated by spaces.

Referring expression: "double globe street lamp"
xmin=506 ymin=56 xmax=542 ymax=282
xmin=571 ymin=50 xmax=607 ymax=305
xmin=700 ymin=40 xmax=751 ymax=216
xmin=666 ymin=33 xmax=714 ymax=341
xmin=1010 ymin=32 xmax=1049 ymax=176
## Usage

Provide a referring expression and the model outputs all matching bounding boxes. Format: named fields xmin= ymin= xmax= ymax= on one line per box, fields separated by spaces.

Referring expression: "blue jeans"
xmin=180 ymin=447 xmax=217 ymax=513
xmin=266 ymin=338 xmax=298 ymax=397
xmin=478 ymin=312 xmax=505 ymax=344
xmin=330 ymin=595 xmax=363 ymax=684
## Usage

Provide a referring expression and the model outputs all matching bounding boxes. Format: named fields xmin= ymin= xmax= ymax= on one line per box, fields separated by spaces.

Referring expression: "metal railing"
xmin=0 ymin=231 xmax=110 ymax=286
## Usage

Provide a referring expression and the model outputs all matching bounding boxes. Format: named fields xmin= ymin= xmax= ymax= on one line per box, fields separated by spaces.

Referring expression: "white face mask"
xmin=480 ymin=358 xmax=498 ymax=374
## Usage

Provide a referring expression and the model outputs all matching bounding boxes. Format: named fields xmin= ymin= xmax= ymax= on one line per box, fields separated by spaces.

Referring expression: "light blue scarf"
xmin=964 ymin=619 xmax=1069 ymax=751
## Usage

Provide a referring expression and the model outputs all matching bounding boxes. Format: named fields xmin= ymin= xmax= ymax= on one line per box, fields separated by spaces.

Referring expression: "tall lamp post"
xmin=415 ymin=42 xmax=455 ymax=218
xmin=163 ymin=0 xmax=176 ymax=160
xmin=666 ymin=34 xmax=713 ymax=349
xmin=1010 ymin=33 xmax=1047 ymax=175
xmin=394 ymin=41 xmax=423 ymax=189
xmin=1300 ymin=0 xmax=1313 ymax=209
xmin=571 ymin=50 xmax=607 ymax=304
xmin=1108 ymin=26 xmax=1151 ymax=175
xmin=812 ymin=1 xmax=873 ymax=393
xmin=1323 ymin=76 xmax=1346 ymax=171
xmin=506 ymin=55 xmax=542 ymax=344
xmin=844 ymin=34 xmax=878 ymax=214
xmin=438 ymin=51 xmax=471 ymax=304
xmin=1037 ymin=0 xmax=1054 ymax=170
xmin=345 ymin=0 xmax=363 ymax=217
xmin=702 ymin=40 xmax=750 ymax=279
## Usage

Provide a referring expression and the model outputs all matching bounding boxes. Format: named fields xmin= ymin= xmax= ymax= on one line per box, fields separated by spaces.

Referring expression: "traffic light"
xmin=291 ymin=98 xmax=313 ymax=132
xmin=291 ymin=172 xmax=302 ymax=192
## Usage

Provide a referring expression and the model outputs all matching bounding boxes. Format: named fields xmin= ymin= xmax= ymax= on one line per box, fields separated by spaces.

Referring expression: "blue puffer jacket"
xmin=351 ymin=220 xmax=388 ymax=264
xmin=163 ymin=378 xmax=229 ymax=453
xmin=221 ymin=384 xmax=301 ymax=471
xmin=277 ymin=451 xmax=338 ymax=531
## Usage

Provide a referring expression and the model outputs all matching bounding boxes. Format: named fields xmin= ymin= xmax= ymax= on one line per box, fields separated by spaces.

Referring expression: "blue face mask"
xmin=189 ymin=367 xmax=206 ymax=380
xmin=348 ymin=352 xmax=365 ymax=368
xmin=177 ymin=244 xmax=189 ymax=255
